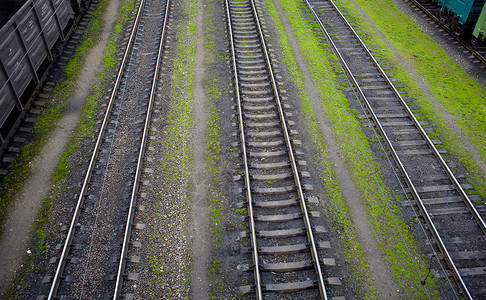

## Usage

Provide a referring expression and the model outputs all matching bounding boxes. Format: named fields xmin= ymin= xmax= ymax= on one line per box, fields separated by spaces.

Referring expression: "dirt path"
xmin=0 ymin=0 xmax=120 ymax=293
xmin=189 ymin=0 xmax=211 ymax=298
xmin=271 ymin=0 xmax=400 ymax=297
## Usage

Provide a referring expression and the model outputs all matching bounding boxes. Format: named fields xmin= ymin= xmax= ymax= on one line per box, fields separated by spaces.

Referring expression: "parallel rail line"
xmin=45 ymin=0 xmax=170 ymax=297
xmin=226 ymin=0 xmax=334 ymax=298
xmin=304 ymin=0 xmax=486 ymax=298
xmin=113 ymin=0 xmax=170 ymax=296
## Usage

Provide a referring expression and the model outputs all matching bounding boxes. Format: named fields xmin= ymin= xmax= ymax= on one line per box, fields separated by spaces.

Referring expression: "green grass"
xmin=209 ymin=259 xmax=224 ymax=297
xmin=269 ymin=0 xmax=439 ymax=297
xmin=335 ymin=0 xmax=486 ymax=199
xmin=0 ymin=0 xmax=137 ymax=297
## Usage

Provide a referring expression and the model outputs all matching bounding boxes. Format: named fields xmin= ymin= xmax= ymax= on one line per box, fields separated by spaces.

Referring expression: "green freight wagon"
xmin=434 ymin=0 xmax=486 ymax=36
xmin=473 ymin=2 xmax=486 ymax=41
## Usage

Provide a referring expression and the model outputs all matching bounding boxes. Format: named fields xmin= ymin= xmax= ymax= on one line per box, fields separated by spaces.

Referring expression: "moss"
xmin=209 ymin=259 xmax=224 ymax=297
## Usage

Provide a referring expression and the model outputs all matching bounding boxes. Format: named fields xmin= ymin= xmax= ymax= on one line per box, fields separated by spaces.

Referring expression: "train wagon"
xmin=473 ymin=2 xmax=486 ymax=41
xmin=0 ymin=0 xmax=74 ymax=144
xmin=434 ymin=0 xmax=486 ymax=35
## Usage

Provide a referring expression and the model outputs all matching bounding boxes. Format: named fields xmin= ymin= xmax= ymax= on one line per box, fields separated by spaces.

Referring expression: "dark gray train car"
xmin=0 ymin=0 xmax=74 ymax=144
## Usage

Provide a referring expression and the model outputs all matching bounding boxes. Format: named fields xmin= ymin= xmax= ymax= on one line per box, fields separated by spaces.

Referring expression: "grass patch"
xmin=334 ymin=0 xmax=486 ymax=198
xmin=1 ymin=0 xmax=137 ymax=296
xmin=269 ymin=0 xmax=439 ymax=297
xmin=209 ymin=259 xmax=224 ymax=297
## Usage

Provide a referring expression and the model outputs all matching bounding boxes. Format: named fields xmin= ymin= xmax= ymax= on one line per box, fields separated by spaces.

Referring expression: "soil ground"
xmin=189 ymin=0 xmax=211 ymax=297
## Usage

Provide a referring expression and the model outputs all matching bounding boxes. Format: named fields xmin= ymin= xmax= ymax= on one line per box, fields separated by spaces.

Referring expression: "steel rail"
xmin=225 ymin=0 xmax=263 ymax=297
xmin=113 ymin=0 xmax=171 ymax=297
xmin=247 ymin=0 xmax=328 ymax=298
xmin=405 ymin=0 xmax=486 ymax=66
xmin=227 ymin=0 xmax=328 ymax=297
xmin=47 ymin=0 xmax=147 ymax=297
xmin=303 ymin=0 xmax=482 ymax=298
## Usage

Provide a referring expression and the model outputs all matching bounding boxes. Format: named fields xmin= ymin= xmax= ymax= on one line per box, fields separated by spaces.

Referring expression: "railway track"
xmin=403 ymin=0 xmax=486 ymax=67
xmin=303 ymin=0 xmax=486 ymax=298
xmin=41 ymin=0 xmax=171 ymax=297
xmin=225 ymin=0 xmax=343 ymax=298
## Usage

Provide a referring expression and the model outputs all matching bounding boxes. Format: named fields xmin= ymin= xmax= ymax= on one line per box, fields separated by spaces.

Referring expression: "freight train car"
xmin=472 ymin=2 xmax=486 ymax=42
xmin=433 ymin=0 xmax=486 ymax=36
xmin=0 ymin=0 xmax=74 ymax=146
